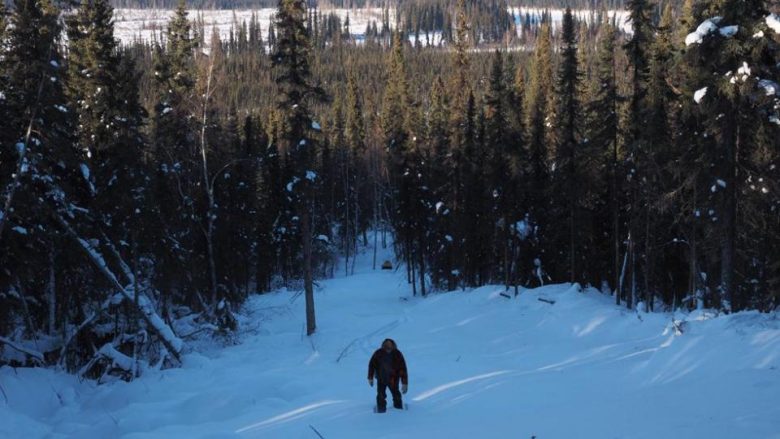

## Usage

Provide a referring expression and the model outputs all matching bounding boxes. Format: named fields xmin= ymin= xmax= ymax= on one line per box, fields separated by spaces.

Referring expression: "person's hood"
xmin=381 ymin=338 xmax=397 ymax=350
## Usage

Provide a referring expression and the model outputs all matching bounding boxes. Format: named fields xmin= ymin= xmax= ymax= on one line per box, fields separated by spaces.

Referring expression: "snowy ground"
xmin=1 ymin=239 xmax=779 ymax=438
xmin=509 ymin=7 xmax=632 ymax=35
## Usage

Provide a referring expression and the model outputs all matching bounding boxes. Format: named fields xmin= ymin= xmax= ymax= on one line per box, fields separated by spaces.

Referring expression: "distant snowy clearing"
xmin=1 ymin=242 xmax=779 ymax=438
xmin=113 ymin=7 xmax=396 ymax=47
xmin=111 ymin=7 xmax=631 ymax=48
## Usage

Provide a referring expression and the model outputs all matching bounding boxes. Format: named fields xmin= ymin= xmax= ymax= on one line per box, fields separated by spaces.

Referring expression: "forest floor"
xmin=2 ymin=239 xmax=780 ymax=438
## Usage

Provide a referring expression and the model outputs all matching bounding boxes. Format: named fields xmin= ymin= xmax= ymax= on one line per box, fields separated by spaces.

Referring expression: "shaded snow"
xmin=79 ymin=163 xmax=96 ymax=195
xmin=758 ymin=79 xmax=780 ymax=96
xmin=1 ymin=238 xmax=778 ymax=438
xmin=718 ymin=25 xmax=738 ymax=37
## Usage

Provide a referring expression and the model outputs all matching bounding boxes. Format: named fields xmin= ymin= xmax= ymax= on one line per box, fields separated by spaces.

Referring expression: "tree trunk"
xmin=344 ymin=156 xmax=351 ymax=276
xmin=373 ymin=186 xmax=378 ymax=270
xmin=418 ymin=245 xmax=426 ymax=297
xmin=690 ymin=186 xmax=699 ymax=310
xmin=351 ymin=185 xmax=359 ymax=275
xmin=612 ymin=143 xmax=620 ymax=305
xmin=409 ymin=248 xmax=417 ymax=296
xmin=503 ymin=214 xmax=510 ymax=291
xmin=132 ymin=242 xmax=141 ymax=378
xmin=48 ymin=249 xmax=56 ymax=336
xmin=570 ymin=195 xmax=576 ymax=284
xmin=720 ymin=119 xmax=738 ymax=311
xmin=199 ymin=58 xmax=219 ymax=313
xmin=644 ymin=205 xmax=652 ymax=312
xmin=629 ymin=236 xmax=635 ymax=310
xmin=303 ymin=203 xmax=316 ymax=335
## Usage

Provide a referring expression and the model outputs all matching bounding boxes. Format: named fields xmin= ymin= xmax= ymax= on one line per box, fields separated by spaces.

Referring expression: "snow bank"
xmin=1 ymin=237 xmax=778 ymax=438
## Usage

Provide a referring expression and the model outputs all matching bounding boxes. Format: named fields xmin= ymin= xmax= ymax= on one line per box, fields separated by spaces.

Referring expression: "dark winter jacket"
xmin=368 ymin=338 xmax=408 ymax=386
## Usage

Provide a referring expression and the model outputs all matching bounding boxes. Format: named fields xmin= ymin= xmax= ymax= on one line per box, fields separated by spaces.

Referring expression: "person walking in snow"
xmin=368 ymin=338 xmax=408 ymax=412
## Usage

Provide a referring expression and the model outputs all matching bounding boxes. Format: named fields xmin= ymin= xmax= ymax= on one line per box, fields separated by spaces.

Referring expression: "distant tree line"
xmin=108 ymin=0 xmax=630 ymax=11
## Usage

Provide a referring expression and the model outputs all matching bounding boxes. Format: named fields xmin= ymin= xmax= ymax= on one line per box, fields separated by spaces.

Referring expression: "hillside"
xmin=1 ymin=245 xmax=778 ymax=438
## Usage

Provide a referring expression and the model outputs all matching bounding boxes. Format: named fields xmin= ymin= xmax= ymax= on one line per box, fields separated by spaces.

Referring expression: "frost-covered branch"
xmin=53 ymin=214 xmax=184 ymax=362
xmin=0 ymin=336 xmax=44 ymax=365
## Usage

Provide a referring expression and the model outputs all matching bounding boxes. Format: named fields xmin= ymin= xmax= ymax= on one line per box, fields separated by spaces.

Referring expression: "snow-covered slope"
xmin=1 ymin=240 xmax=779 ymax=438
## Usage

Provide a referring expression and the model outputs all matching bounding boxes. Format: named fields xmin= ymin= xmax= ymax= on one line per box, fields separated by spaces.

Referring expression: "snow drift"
xmin=1 ymin=244 xmax=778 ymax=438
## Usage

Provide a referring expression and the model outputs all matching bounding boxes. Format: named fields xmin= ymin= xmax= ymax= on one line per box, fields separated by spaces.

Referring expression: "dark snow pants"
xmin=376 ymin=380 xmax=402 ymax=411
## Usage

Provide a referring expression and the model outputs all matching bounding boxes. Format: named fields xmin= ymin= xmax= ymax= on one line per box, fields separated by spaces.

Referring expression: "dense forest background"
xmin=0 ymin=0 xmax=778 ymax=381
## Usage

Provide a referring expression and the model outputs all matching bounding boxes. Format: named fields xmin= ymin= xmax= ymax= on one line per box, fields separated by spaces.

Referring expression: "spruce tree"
xmin=524 ymin=20 xmax=554 ymax=278
xmin=587 ymin=14 xmax=621 ymax=302
xmin=552 ymin=8 xmax=582 ymax=283
xmin=622 ymin=0 xmax=654 ymax=309
xmin=484 ymin=50 xmax=513 ymax=287
xmin=272 ymin=0 xmax=325 ymax=334
xmin=683 ymin=0 xmax=779 ymax=310
xmin=1 ymin=0 xmax=73 ymax=240
xmin=447 ymin=0 xmax=472 ymax=288
xmin=509 ymin=60 xmax=532 ymax=291
xmin=344 ymin=70 xmax=369 ymax=264
xmin=382 ymin=31 xmax=417 ymax=294
xmin=426 ymin=75 xmax=453 ymax=289
xmin=66 ymin=0 xmax=147 ymax=256
xmin=150 ymin=0 xmax=199 ymax=306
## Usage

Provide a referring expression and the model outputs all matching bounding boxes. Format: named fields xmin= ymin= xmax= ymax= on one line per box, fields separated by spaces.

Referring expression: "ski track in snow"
xmin=1 ymin=238 xmax=779 ymax=438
